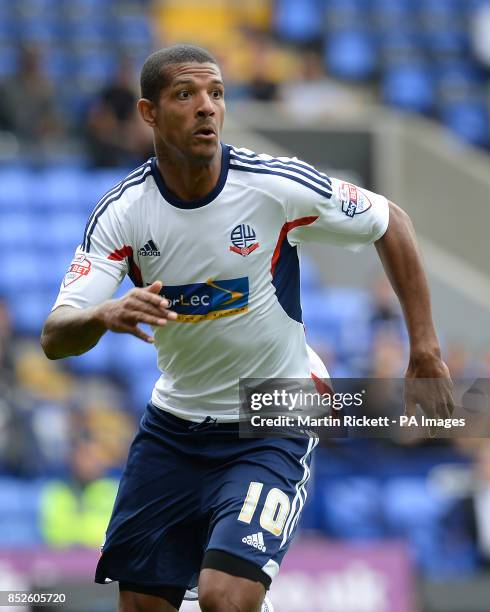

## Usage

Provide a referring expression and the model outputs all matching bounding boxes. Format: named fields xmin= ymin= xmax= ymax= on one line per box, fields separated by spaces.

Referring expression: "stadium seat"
xmin=0 ymin=214 xmax=39 ymax=254
xmin=18 ymin=17 xmax=60 ymax=45
xmin=299 ymin=253 xmax=322 ymax=292
xmin=89 ymin=168 xmax=136 ymax=209
xmin=42 ymin=47 xmax=75 ymax=82
xmin=2 ymin=252 xmax=41 ymax=290
xmin=424 ymin=25 xmax=469 ymax=57
xmin=303 ymin=287 xmax=372 ymax=363
xmin=116 ymin=14 xmax=153 ymax=47
xmin=383 ymin=477 xmax=477 ymax=576
xmin=109 ymin=333 xmax=159 ymax=379
xmin=36 ymin=213 xmax=85 ymax=252
xmin=325 ymin=28 xmax=377 ymax=80
xmin=372 ymin=0 xmax=415 ymax=17
xmin=74 ymin=49 xmax=117 ymax=90
xmin=274 ymin=0 xmax=325 ymax=43
xmin=10 ymin=291 xmax=52 ymax=335
xmin=34 ymin=168 xmax=89 ymax=211
xmin=420 ymin=0 xmax=464 ymax=17
xmin=320 ymin=477 xmax=385 ymax=539
xmin=126 ymin=370 xmax=160 ymax=411
xmin=66 ymin=0 xmax=115 ymax=17
xmin=0 ymin=169 xmax=33 ymax=210
xmin=0 ymin=15 xmax=17 ymax=44
xmin=325 ymin=0 xmax=370 ymax=27
xmin=382 ymin=63 xmax=435 ymax=113
xmin=435 ymin=60 xmax=484 ymax=101
xmin=67 ymin=337 xmax=113 ymax=375
xmin=0 ymin=478 xmax=43 ymax=546
xmin=69 ymin=19 xmax=113 ymax=46
xmin=441 ymin=101 xmax=490 ymax=147
xmin=0 ymin=43 xmax=19 ymax=77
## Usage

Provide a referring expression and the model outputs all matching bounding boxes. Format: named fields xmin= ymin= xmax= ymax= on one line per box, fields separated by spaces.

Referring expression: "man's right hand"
xmin=95 ymin=281 xmax=177 ymax=343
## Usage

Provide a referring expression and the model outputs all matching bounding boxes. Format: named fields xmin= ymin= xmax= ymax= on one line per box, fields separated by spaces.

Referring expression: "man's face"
xmin=152 ymin=62 xmax=225 ymax=163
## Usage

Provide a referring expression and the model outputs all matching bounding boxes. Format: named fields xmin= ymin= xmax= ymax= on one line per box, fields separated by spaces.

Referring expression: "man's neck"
xmin=155 ymin=145 xmax=222 ymax=203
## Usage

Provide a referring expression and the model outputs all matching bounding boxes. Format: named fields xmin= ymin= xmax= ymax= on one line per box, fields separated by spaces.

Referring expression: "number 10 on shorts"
xmin=238 ymin=482 xmax=290 ymax=536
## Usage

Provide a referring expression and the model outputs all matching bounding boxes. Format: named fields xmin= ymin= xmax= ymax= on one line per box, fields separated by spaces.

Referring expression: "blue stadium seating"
xmin=383 ymin=477 xmax=477 ymax=576
xmin=382 ymin=63 xmax=435 ymax=113
xmin=74 ymin=49 xmax=117 ymax=90
xmin=0 ymin=44 xmax=19 ymax=77
xmin=67 ymin=337 xmax=113 ymax=375
xmin=0 ymin=214 xmax=39 ymax=253
xmin=34 ymin=169 xmax=89 ymax=211
xmin=320 ymin=477 xmax=385 ymax=539
xmin=0 ymin=169 xmax=33 ymax=210
xmin=116 ymin=14 xmax=153 ymax=47
xmin=18 ymin=16 xmax=60 ymax=45
xmin=36 ymin=213 xmax=85 ymax=252
xmin=0 ymin=478 xmax=43 ymax=546
xmin=441 ymin=101 xmax=490 ymax=147
xmin=10 ymin=292 xmax=52 ymax=336
xmin=303 ymin=287 xmax=372 ymax=364
xmin=425 ymin=26 xmax=469 ymax=57
xmin=274 ymin=0 xmax=325 ymax=43
xmin=325 ymin=29 xmax=377 ymax=80
xmin=41 ymin=47 xmax=75 ymax=82
xmin=300 ymin=253 xmax=322 ymax=292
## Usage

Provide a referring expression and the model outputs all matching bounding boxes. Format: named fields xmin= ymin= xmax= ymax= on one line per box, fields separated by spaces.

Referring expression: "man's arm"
xmin=41 ymin=281 xmax=176 ymax=360
xmin=375 ymin=201 xmax=454 ymax=417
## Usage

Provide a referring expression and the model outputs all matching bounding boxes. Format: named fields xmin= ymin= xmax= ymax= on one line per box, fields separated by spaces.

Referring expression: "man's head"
xmin=138 ymin=44 xmax=225 ymax=164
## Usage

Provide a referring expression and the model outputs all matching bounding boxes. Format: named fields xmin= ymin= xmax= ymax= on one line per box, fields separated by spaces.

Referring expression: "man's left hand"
xmin=404 ymin=354 xmax=455 ymax=420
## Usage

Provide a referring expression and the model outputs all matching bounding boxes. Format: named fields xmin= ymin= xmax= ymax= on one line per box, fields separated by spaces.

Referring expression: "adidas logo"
xmin=138 ymin=239 xmax=160 ymax=257
xmin=242 ymin=531 xmax=266 ymax=552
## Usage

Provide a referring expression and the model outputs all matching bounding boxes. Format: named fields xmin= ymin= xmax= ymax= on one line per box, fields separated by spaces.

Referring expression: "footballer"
xmin=41 ymin=44 xmax=454 ymax=612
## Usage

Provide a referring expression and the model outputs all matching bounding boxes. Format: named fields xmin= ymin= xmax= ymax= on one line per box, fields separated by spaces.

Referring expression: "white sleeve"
xmin=285 ymin=174 xmax=390 ymax=252
xmin=52 ymin=201 xmax=130 ymax=311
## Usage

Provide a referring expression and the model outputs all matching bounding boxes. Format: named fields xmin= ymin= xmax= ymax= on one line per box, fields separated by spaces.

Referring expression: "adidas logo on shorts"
xmin=242 ymin=531 xmax=266 ymax=552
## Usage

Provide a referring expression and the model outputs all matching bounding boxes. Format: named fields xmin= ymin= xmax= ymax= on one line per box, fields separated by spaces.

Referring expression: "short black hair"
xmin=140 ymin=44 xmax=218 ymax=103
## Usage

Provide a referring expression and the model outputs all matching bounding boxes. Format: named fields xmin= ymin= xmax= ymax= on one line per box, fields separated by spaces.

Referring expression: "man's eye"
xmin=178 ymin=91 xmax=190 ymax=99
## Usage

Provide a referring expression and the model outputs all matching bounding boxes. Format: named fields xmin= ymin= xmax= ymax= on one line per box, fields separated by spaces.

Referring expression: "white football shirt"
xmin=53 ymin=144 xmax=389 ymax=421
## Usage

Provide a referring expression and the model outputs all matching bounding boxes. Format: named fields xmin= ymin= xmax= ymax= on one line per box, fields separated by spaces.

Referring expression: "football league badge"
xmin=63 ymin=254 xmax=92 ymax=287
xmin=339 ymin=182 xmax=372 ymax=217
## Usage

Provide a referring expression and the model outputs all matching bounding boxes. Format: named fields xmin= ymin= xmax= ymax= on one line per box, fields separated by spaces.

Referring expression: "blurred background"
xmin=0 ymin=0 xmax=489 ymax=610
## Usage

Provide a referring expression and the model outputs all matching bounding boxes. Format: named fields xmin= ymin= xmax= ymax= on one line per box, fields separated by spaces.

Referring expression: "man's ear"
xmin=137 ymin=98 xmax=157 ymax=128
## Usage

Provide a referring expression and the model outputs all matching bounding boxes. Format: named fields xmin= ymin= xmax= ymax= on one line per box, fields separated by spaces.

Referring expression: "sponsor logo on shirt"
xmin=339 ymin=182 xmax=372 ymax=217
xmin=160 ymin=277 xmax=249 ymax=322
xmin=63 ymin=254 xmax=92 ymax=287
xmin=229 ymin=224 xmax=260 ymax=257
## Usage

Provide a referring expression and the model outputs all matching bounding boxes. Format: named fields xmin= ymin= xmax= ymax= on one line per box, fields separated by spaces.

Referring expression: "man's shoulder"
xmin=228 ymin=144 xmax=298 ymax=167
xmin=227 ymin=144 xmax=332 ymax=199
xmin=81 ymin=160 xmax=154 ymax=251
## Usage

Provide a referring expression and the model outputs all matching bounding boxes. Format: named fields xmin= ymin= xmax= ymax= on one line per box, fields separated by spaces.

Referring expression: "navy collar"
xmin=151 ymin=143 xmax=230 ymax=209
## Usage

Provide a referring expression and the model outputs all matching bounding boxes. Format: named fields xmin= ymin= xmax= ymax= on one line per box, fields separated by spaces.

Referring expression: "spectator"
xmin=40 ymin=437 xmax=118 ymax=547
xmin=247 ymin=33 xmax=280 ymax=102
xmin=280 ymin=51 xmax=367 ymax=122
xmin=85 ymin=58 xmax=153 ymax=167
xmin=0 ymin=298 xmax=14 ymax=384
xmin=0 ymin=47 xmax=65 ymax=151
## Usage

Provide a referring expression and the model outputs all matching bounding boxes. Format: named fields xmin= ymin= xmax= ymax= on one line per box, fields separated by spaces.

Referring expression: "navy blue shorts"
xmin=95 ymin=402 xmax=317 ymax=593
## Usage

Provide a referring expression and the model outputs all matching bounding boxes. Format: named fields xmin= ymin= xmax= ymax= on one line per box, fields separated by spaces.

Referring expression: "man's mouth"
xmin=193 ymin=127 xmax=216 ymax=138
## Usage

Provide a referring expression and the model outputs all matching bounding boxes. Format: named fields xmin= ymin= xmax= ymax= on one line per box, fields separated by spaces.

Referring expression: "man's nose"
xmin=196 ymin=92 xmax=215 ymax=117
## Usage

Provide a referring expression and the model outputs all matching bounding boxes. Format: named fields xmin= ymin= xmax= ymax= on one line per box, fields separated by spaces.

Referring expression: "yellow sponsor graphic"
xmin=175 ymin=305 xmax=249 ymax=323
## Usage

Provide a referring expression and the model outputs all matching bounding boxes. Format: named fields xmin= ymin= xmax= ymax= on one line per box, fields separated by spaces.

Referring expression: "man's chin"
xmin=188 ymin=138 xmax=220 ymax=163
